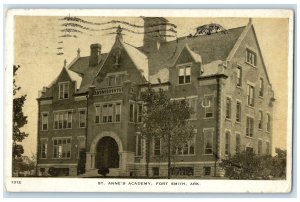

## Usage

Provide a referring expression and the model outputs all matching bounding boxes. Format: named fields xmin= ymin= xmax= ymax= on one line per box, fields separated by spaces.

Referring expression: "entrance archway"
xmin=95 ymin=136 xmax=119 ymax=169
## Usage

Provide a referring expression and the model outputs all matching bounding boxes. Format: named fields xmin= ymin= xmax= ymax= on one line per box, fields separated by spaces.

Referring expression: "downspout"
xmin=214 ymin=77 xmax=220 ymax=177
xmin=84 ymin=92 xmax=89 ymax=173
xmin=36 ymin=99 xmax=40 ymax=176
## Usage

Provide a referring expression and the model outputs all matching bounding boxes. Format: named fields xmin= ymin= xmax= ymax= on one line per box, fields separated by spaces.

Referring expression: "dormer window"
xmin=178 ymin=65 xmax=191 ymax=84
xmin=58 ymin=82 xmax=69 ymax=99
xmin=246 ymin=49 xmax=257 ymax=66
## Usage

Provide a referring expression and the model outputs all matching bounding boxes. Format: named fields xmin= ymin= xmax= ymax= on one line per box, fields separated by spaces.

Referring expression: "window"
xmin=247 ymin=84 xmax=255 ymax=107
xmin=41 ymin=112 xmax=48 ymax=131
xmin=136 ymin=134 xmax=143 ymax=156
xmin=188 ymin=97 xmax=197 ymax=120
xmin=116 ymin=75 xmax=125 ymax=86
xmin=40 ymin=139 xmax=48 ymax=159
xmin=108 ymin=76 xmax=115 ymax=87
xmin=54 ymin=111 xmax=72 ymax=129
xmin=246 ymin=117 xmax=254 ymax=137
xmin=236 ymin=66 xmax=242 ymax=86
xmin=176 ymin=136 xmax=195 ymax=155
xmin=203 ymin=167 xmax=211 ymax=176
xmin=236 ymin=101 xmax=241 ymax=122
xmin=129 ymin=102 xmax=134 ymax=122
xmin=259 ymin=78 xmax=264 ymax=97
xmin=153 ymin=138 xmax=161 ymax=156
xmin=53 ymin=138 xmax=71 ymax=159
xmin=79 ymin=109 xmax=86 ymax=128
xmin=95 ymin=105 xmax=101 ymax=123
xmin=258 ymin=140 xmax=262 ymax=155
xmin=115 ymin=103 xmax=121 ymax=122
xmin=102 ymin=104 xmax=108 ymax=123
xmin=266 ymin=114 xmax=271 ymax=132
xmin=171 ymin=167 xmax=194 ymax=176
xmin=204 ymin=129 xmax=213 ymax=154
xmin=226 ymin=97 xmax=231 ymax=119
xmin=96 ymin=103 xmax=122 ymax=123
xmin=236 ymin=134 xmax=241 ymax=154
xmin=225 ymin=131 xmax=230 ymax=156
xmin=258 ymin=110 xmax=263 ymax=129
xmin=137 ymin=103 xmax=143 ymax=123
xmin=266 ymin=142 xmax=270 ymax=155
xmin=58 ymin=82 xmax=69 ymax=99
xmin=246 ymin=49 xmax=257 ymax=66
xmin=178 ymin=65 xmax=191 ymax=84
xmin=107 ymin=104 xmax=113 ymax=122
xmin=246 ymin=147 xmax=254 ymax=153
xmin=204 ymin=95 xmax=214 ymax=118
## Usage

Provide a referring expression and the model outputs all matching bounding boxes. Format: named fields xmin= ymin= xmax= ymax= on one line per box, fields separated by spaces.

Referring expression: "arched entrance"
xmin=95 ymin=136 xmax=119 ymax=169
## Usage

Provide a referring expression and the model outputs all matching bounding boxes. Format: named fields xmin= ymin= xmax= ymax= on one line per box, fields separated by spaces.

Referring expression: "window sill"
xmin=53 ymin=128 xmax=73 ymax=130
xmin=203 ymin=153 xmax=214 ymax=156
xmin=95 ymin=122 xmax=121 ymax=124
xmin=175 ymin=154 xmax=196 ymax=157
xmin=235 ymin=121 xmax=241 ymax=125
xmin=177 ymin=82 xmax=192 ymax=86
xmin=203 ymin=117 xmax=214 ymax=120
xmin=236 ymin=85 xmax=242 ymax=89
xmin=245 ymin=136 xmax=255 ymax=140
xmin=245 ymin=61 xmax=257 ymax=68
xmin=258 ymin=95 xmax=264 ymax=99
xmin=246 ymin=105 xmax=255 ymax=109
xmin=225 ymin=118 xmax=231 ymax=122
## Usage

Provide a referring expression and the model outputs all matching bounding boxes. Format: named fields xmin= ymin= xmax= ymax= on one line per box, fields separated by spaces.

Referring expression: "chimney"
xmin=143 ymin=17 xmax=168 ymax=53
xmin=89 ymin=43 xmax=102 ymax=66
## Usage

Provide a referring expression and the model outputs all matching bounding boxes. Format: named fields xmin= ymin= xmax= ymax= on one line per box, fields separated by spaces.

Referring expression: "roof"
xmin=122 ymin=41 xmax=149 ymax=80
xmin=146 ymin=26 xmax=245 ymax=76
xmin=200 ymin=60 xmax=223 ymax=77
xmin=45 ymin=25 xmax=246 ymax=95
xmin=68 ymin=56 xmax=90 ymax=75
xmin=76 ymin=53 xmax=108 ymax=93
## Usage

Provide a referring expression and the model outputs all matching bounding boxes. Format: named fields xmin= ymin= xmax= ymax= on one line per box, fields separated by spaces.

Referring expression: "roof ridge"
xmin=163 ymin=25 xmax=247 ymax=44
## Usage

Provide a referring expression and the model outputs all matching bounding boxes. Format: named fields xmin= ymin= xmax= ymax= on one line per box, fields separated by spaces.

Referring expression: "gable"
xmin=230 ymin=25 xmax=271 ymax=86
xmin=94 ymin=38 xmax=148 ymax=88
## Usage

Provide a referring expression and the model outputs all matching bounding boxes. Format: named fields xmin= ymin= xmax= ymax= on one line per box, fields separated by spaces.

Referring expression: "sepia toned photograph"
xmin=5 ymin=9 xmax=293 ymax=192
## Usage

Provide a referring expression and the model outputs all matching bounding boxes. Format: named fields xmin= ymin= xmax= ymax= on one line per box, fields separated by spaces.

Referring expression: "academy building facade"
xmin=36 ymin=17 xmax=275 ymax=177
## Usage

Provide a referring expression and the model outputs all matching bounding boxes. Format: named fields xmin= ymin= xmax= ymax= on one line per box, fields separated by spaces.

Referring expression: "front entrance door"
xmin=96 ymin=136 xmax=119 ymax=169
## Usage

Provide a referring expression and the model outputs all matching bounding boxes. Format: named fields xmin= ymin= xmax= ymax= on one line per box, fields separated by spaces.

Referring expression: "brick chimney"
xmin=89 ymin=43 xmax=102 ymax=66
xmin=143 ymin=17 xmax=168 ymax=53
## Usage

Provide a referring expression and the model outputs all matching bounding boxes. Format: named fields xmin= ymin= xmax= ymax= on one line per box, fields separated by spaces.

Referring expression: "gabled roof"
xmin=76 ymin=53 xmax=108 ymax=93
xmin=64 ymin=25 xmax=246 ymax=92
xmin=121 ymin=41 xmax=149 ymax=80
xmin=146 ymin=26 xmax=245 ymax=76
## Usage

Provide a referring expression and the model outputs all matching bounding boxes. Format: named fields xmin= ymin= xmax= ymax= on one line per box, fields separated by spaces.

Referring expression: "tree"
xmin=219 ymin=149 xmax=287 ymax=180
xmin=13 ymin=65 xmax=29 ymax=173
xmin=271 ymin=148 xmax=286 ymax=179
xmin=139 ymin=85 xmax=195 ymax=178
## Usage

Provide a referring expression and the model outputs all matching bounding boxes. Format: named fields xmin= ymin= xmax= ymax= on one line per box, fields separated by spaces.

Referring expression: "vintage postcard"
xmin=4 ymin=9 xmax=293 ymax=192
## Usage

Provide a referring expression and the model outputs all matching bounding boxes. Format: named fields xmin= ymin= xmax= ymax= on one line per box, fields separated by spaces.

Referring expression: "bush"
xmin=219 ymin=149 xmax=286 ymax=180
xmin=98 ymin=167 xmax=109 ymax=177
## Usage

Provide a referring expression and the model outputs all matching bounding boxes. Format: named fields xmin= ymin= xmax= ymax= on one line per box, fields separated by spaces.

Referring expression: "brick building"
xmin=36 ymin=17 xmax=275 ymax=177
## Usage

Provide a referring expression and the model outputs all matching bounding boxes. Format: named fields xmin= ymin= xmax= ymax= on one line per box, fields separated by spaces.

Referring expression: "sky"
xmin=13 ymin=15 xmax=290 ymax=157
